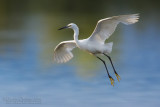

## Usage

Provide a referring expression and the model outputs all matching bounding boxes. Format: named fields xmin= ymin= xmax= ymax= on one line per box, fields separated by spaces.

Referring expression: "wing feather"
xmin=54 ymin=40 xmax=77 ymax=63
xmin=88 ymin=14 xmax=139 ymax=43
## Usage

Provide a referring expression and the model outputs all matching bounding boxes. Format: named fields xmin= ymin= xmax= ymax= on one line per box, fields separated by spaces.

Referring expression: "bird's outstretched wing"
xmin=88 ymin=14 xmax=139 ymax=43
xmin=54 ymin=40 xmax=77 ymax=63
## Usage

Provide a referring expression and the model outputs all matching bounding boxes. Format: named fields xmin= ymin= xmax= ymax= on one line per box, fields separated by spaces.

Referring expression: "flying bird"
xmin=54 ymin=14 xmax=139 ymax=86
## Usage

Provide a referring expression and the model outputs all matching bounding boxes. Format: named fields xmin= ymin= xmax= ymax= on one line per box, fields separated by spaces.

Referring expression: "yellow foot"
xmin=115 ymin=73 xmax=121 ymax=82
xmin=109 ymin=76 xmax=114 ymax=86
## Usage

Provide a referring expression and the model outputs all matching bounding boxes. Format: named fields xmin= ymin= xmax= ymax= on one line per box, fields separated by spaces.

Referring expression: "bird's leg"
xmin=103 ymin=54 xmax=120 ymax=82
xmin=96 ymin=56 xmax=114 ymax=86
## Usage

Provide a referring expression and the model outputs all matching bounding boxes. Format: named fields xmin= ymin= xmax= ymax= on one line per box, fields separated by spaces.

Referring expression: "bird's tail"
xmin=118 ymin=14 xmax=139 ymax=25
xmin=104 ymin=42 xmax=113 ymax=54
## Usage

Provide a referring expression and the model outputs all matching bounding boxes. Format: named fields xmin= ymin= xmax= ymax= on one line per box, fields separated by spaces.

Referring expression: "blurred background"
xmin=0 ymin=0 xmax=160 ymax=107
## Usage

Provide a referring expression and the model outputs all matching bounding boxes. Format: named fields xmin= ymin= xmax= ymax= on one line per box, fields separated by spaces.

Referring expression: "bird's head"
xmin=58 ymin=23 xmax=77 ymax=30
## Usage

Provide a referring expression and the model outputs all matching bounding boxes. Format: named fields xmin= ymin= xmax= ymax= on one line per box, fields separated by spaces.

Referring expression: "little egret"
xmin=54 ymin=14 xmax=139 ymax=86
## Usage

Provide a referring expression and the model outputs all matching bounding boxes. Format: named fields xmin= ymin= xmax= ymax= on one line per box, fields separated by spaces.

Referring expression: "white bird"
xmin=54 ymin=14 xmax=139 ymax=86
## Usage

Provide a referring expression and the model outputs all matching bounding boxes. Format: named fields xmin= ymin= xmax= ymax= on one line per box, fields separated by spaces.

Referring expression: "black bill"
xmin=58 ymin=26 xmax=68 ymax=30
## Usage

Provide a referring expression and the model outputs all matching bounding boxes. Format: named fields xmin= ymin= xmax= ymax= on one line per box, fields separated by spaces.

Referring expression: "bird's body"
xmin=54 ymin=14 xmax=139 ymax=86
xmin=78 ymin=39 xmax=113 ymax=54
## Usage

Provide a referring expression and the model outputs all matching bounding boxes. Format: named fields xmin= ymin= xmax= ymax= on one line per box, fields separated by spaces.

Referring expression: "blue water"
xmin=0 ymin=15 xmax=160 ymax=107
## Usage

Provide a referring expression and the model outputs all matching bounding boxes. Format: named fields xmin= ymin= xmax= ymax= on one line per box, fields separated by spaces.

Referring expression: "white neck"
xmin=72 ymin=26 xmax=80 ymax=46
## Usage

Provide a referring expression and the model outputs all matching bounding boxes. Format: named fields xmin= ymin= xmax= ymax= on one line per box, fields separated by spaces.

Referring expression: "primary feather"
xmin=53 ymin=40 xmax=77 ymax=63
xmin=88 ymin=14 xmax=139 ymax=43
